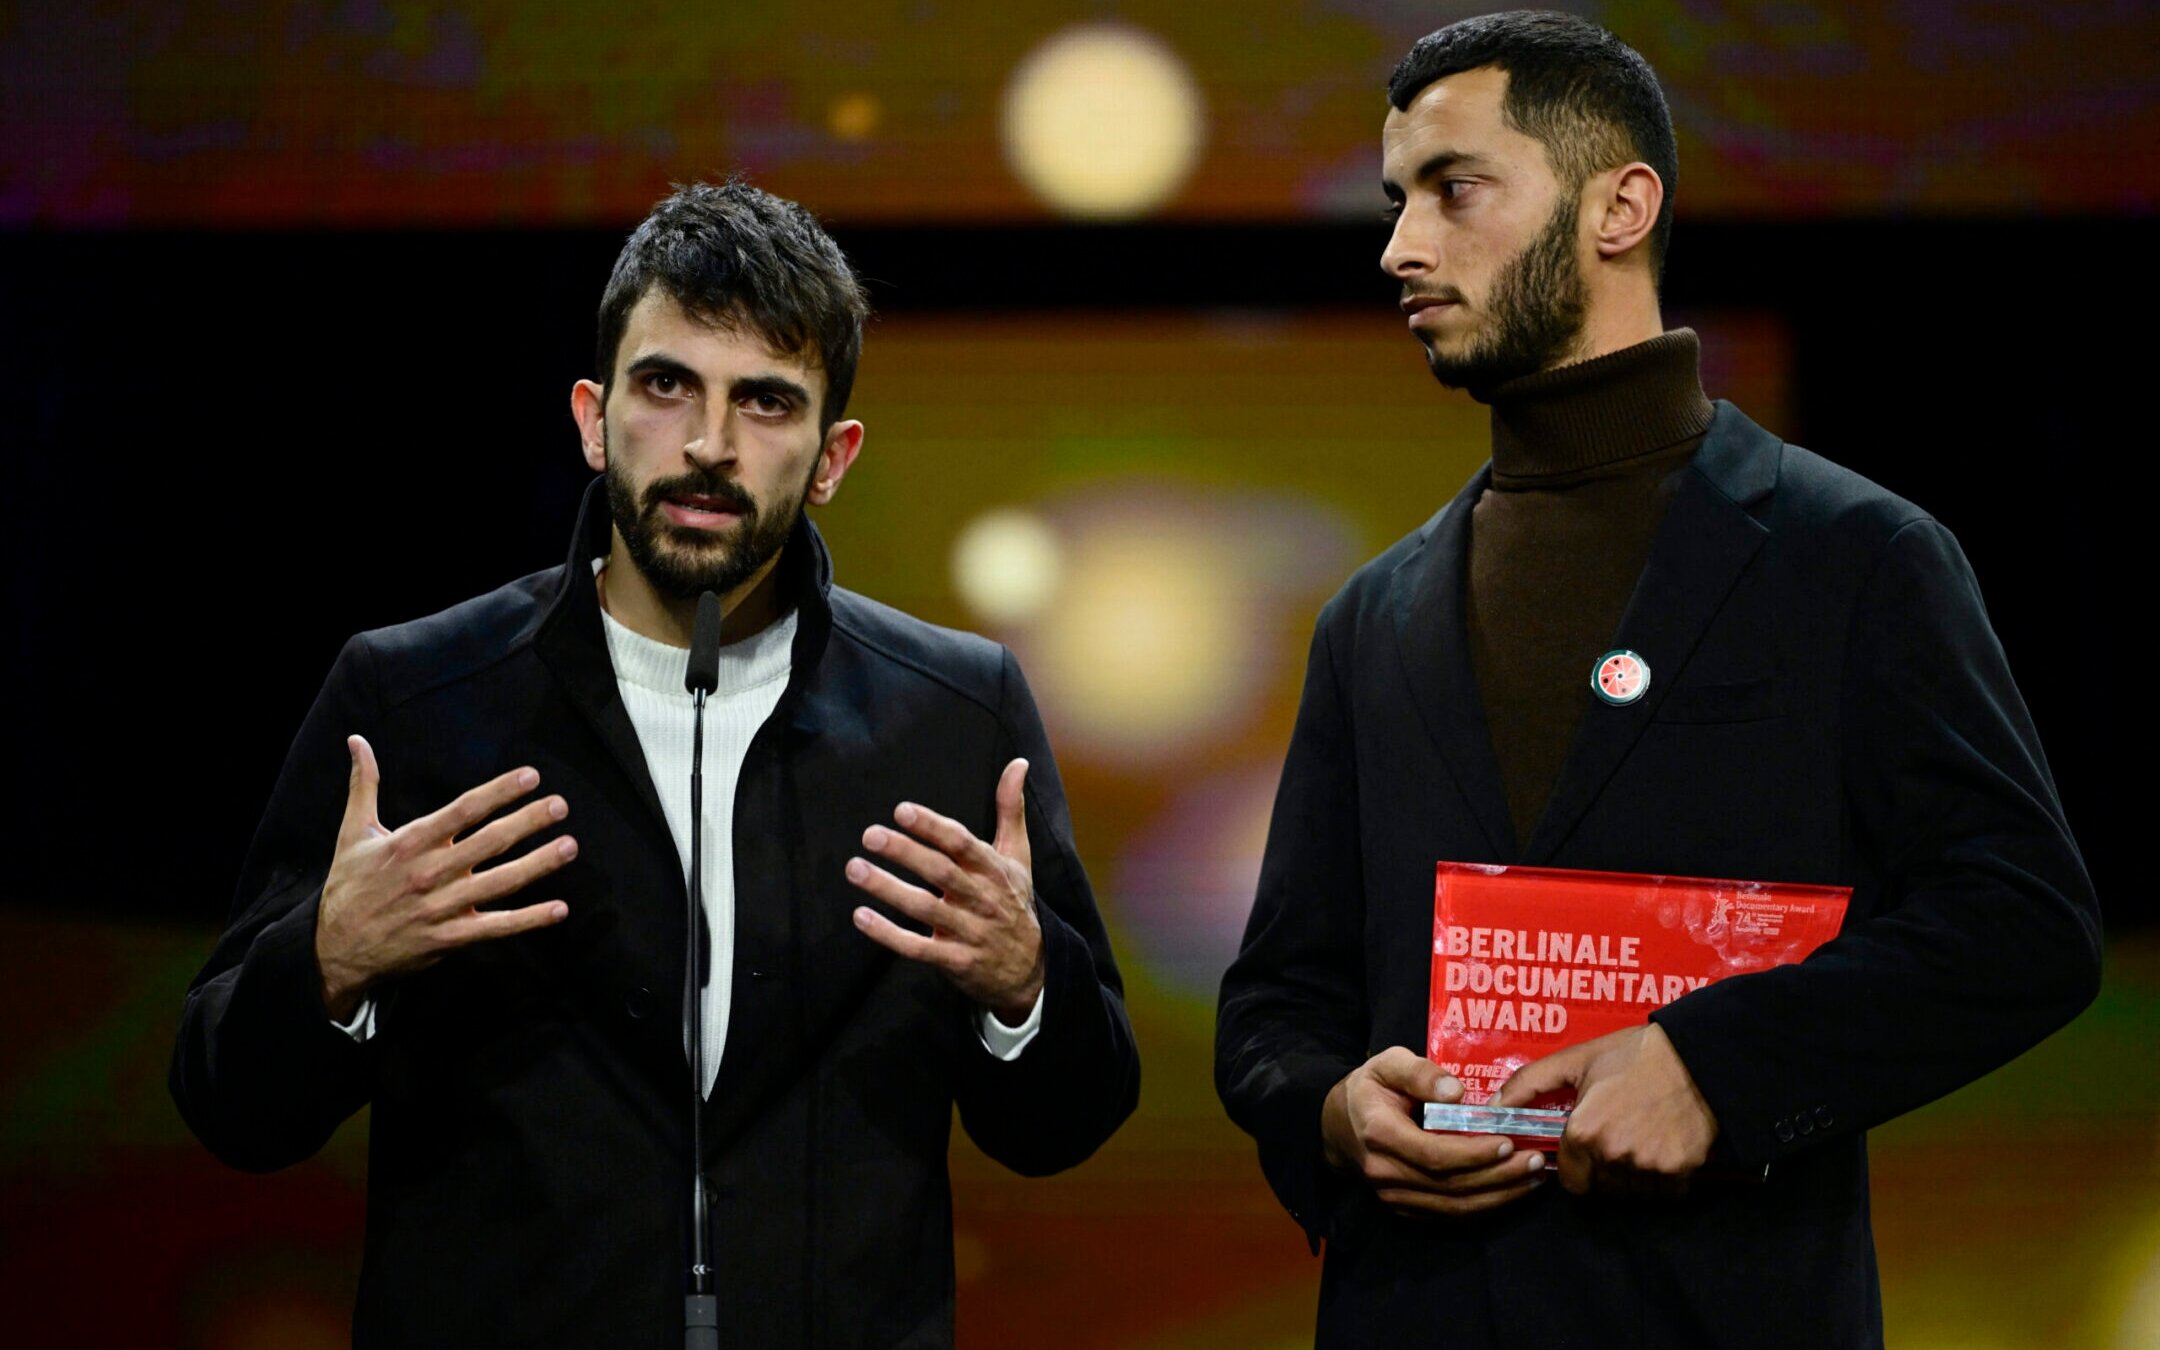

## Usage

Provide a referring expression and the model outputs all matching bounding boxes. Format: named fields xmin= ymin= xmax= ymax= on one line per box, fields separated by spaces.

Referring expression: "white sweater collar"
xmin=594 ymin=564 xmax=796 ymax=698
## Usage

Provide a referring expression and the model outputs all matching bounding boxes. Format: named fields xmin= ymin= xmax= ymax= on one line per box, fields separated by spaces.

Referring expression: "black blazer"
xmin=1216 ymin=403 xmax=2100 ymax=1349
xmin=172 ymin=481 xmax=1140 ymax=1349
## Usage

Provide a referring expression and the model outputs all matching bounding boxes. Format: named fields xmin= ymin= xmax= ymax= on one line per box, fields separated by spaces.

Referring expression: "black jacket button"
xmin=1795 ymin=1113 xmax=1815 ymax=1136
xmin=1774 ymin=1118 xmax=1795 ymax=1143
xmin=1814 ymin=1106 xmax=1834 ymax=1129
xmin=625 ymin=986 xmax=656 ymax=1019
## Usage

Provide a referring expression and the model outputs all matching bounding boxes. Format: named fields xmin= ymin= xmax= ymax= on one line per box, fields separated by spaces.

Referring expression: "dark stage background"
xmin=0 ymin=217 xmax=2146 ymax=935
xmin=4 ymin=2 xmax=2157 ymax=1347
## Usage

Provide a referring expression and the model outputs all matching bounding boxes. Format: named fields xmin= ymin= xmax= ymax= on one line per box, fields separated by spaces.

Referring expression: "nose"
xmin=1380 ymin=207 xmax=1434 ymax=282
xmin=682 ymin=406 xmax=738 ymax=474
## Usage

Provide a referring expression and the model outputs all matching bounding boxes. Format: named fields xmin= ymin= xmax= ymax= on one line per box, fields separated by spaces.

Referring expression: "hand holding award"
xmin=1494 ymin=1022 xmax=1718 ymax=1197
xmin=1320 ymin=1047 xmax=1549 ymax=1217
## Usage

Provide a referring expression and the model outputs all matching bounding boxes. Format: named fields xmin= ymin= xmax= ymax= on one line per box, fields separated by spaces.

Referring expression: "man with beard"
xmin=1214 ymin=13 xmax=2098 ymax=1348
xmin=172 ymin=179 xmax=1140 ymax=1349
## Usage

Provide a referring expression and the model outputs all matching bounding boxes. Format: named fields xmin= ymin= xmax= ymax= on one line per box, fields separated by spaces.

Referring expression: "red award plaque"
xmin=1424 ymin=862 xmax=1850 ymax=1147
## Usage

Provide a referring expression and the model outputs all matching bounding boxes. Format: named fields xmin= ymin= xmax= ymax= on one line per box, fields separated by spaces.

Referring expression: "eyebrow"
xmin=729 ymin=374 xmax=814 ymax=410
xmin=1382 ymin=150 xmax=1487 ymax=199
xmin=623 ymin=352 xmax=700 ymax=387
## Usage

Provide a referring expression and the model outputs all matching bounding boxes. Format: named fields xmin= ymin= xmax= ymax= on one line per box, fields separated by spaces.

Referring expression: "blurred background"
xmin=2 ymin=2 xmax=2155 ymax=1346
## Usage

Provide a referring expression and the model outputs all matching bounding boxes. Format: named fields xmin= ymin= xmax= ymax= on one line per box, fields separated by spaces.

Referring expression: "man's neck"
xmin=1550 ymin=293 xmax=1664 ymax=376
xmin=596 ymin=535 xmax=789 ymax=648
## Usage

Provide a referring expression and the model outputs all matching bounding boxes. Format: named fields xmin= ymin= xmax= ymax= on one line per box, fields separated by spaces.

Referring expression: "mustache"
xmin=640 ymin=472 xmax=758 ymax=518
xmin=1402 ymin=283 xmax=1467 ymax=306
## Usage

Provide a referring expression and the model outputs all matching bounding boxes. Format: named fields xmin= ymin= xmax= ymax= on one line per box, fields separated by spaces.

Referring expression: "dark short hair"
xmin=596 ymin=178 xmax=871 ymax=429
xmin=1388 ymin=11 xmax=1677 ymax=276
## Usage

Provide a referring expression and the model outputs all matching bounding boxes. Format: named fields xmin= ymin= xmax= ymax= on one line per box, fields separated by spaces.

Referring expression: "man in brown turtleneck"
xmin=1216 ymin=13 xmax=2099 ymax=1349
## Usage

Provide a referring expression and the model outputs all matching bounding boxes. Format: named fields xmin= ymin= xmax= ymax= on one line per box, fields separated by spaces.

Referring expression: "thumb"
xmin=1493 ymin=1046 xmax=1585 ymax=1109
xmin=1372 ymin=1047 xmax=1463 ymax=1104
xmin=339 ymin=734 xmax=382 ymax=842
xmin=991 ymin=758 xmax=1031 ymax=870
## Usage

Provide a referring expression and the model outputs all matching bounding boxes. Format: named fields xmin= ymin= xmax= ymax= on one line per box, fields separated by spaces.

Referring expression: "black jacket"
xmin=1215 ymin=404 xmax=2100 ymax=1349
xmin=172 ymin=481 xmax=1141 ymax=1348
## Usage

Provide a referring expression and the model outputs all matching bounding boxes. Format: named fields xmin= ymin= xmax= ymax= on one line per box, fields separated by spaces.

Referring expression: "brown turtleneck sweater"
xmin=1467 ymin=329 xmax=1716 ymax=846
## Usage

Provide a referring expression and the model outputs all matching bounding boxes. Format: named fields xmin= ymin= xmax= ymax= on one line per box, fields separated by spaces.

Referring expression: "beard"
xmin=604 ymin=449 xmax=809 ymax=602
xmin=1420 ymin=195 xmax=1589 ymax=401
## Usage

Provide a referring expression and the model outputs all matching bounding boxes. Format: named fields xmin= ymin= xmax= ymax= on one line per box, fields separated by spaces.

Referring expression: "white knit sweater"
xmin=600 ymin=600 xmax=795 ymax=1096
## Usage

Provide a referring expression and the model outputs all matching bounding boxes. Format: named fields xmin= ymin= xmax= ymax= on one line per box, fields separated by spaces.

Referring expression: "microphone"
xmin=683 ymin=589 xmax=722 ymax=1349
xmin=687 ymin=590 xmax=723 ymax=695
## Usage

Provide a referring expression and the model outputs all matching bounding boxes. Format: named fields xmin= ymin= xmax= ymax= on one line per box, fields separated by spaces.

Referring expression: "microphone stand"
xmin=684 ymin=590 xmax=723 ymax=1350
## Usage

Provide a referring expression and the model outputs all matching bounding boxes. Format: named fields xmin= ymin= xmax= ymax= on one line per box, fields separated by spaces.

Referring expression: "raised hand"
xmin=1320 ymin=1046 xmax=1548 ymax=1217
xmin=846 ymin=758 xmax=1045 ymax=1024
xmin=1492 ymin=1023 xmax=1718 ymax=1197
xmin=315 ymin=735 xmax=577 ymax=1020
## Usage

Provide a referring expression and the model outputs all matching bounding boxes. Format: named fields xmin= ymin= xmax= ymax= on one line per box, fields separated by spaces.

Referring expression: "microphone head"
xmin=686 ymin=591 xmax=723 ymax=694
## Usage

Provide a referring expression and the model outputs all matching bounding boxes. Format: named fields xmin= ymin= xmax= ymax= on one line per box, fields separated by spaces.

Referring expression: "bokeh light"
xmin=1027 ymin=516 xmax=1250 ymax=757
xmin=952 ymin=508 xmax=1065 ymax=625
xmin=827 ymin=92 xmax=881 ymax=142
xmin=999 ymin=23 xmax=1206 ymax=219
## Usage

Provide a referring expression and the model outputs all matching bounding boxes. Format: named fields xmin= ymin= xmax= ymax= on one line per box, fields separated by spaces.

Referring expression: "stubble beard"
xmin=604 ymin=444 xmax=811 ymax=602
xmin=1422 ymin=195 xmax=1589 ymax=402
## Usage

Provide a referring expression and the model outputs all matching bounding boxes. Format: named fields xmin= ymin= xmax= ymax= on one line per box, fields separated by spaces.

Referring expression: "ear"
xmin=1589 ymin=162 xmax=1664 ymax=263
xmin=571 ymin=379 xmax=608 ymax=473
xmin=807 ymin=419 xmax=865 ymax=507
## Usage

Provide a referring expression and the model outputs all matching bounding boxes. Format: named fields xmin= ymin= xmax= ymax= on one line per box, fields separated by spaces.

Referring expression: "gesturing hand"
xmin=315 ymin=735 xmax=577 ymax=1020
xmin=1492 ymin=1023 xmax=1718 ymax=1197
xmin=1320 ymin=1047 xmax=1548 ymax=1218
xmin=846 ymin=758 xmax=1045 ymax=1024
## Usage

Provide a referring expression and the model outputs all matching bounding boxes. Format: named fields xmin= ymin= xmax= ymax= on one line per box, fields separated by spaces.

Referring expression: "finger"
xmin=1429 ymin=1148 xmax=1548 ymax=1195
xmin=442 ymin=794 xmax=570 ymax=875
xmin=1383 ymin=1119 xmax=1515 ymax=1176
xmin=405 ymin=765 xmax=543 ymax=847
xmin=339 ymin=735 xmax=383 ymax=843
xmin=991 ymin=758 xmax=1032 ymax=872
xmin=860 ymin=824 xmax=964 ymax=896
xmin=864 ymin=824 xmax=1009 ymax=921
xmin=1590 ymin=1160 xmax=1681 ymax=1200
xmin=445 ymin=835 xmax=579 ymax=910
xmin=844 ymin=858 xmax=976 ymax=937
xmin=1369 ymin=1046 xmax=1460 ymax=1104
xmin=1378 ymin=1170 xmax=1547 ymax=1217
xmin=1493 ymin=1046 xmax=1587 ymax=1108
xmin=1557 ymin=1132 xmax=1596 ymax=1196
xmin=1588 ymin=1156 xmax=1642 ymax=1198
xmin=1370 ymin=1139 xmax=1541 ymax=1191
xmin=890 ymin=800 xmax=996 ymax=874
xmin=438 ymin=899 xmax=570 ymax=948
xmin=852 ymin=905 xmax=959 ymax=971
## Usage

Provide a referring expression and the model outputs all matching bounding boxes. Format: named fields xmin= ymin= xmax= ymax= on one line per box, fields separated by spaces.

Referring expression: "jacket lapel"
xmin=703 ymin=521 xmax=862 ymax=1149
xmin=531 ymin=479 xmax=676 ymax=849
xmin=1387 ymin=467 xmax=1517 ymax=860
xmin=1522 ymin=402 xmax=1781 ymax=861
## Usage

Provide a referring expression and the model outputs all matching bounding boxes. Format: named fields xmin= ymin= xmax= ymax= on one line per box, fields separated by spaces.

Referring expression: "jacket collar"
xmin=1386 ymin=400 xmax=1780 ymax=863
xmin=1388 ymin=464 xmax=1516 ymax=859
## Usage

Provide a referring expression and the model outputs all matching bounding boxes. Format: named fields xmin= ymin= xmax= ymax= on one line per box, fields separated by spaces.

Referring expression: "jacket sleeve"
xmin=1653 ymin=518 xmax=2103 ymax=1168
xmin=169 ymin=636 xmax=380 ymax=1172
xmin=952 ymin=647 xmax=1141 ymax=1176
xmin=1215 ymin=611 xmax=1369 ymax=1246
